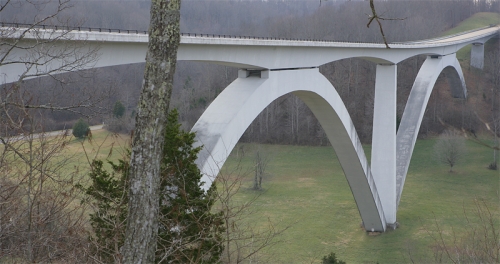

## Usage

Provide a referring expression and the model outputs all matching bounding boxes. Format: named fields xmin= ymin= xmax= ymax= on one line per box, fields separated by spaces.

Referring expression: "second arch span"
xmin=192 ymin=68 xmax=387 ymax=231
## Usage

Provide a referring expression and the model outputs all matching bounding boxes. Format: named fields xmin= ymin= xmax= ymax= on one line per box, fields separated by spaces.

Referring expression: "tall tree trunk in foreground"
xmin=121 ymin=0 xmax=181 ymax=262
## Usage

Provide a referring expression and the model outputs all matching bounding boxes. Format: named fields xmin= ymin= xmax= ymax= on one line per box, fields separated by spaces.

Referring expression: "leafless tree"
xmin=215 ymin=156 xmax=289 ymax=263
xmin=253 ymin=149 xmax=270 ymax=191
xmin=489 ymin=116 xmax=499 ymax=170
xmin=0 ymin=0 xmax=104 ymax=139
xmin=0 ymin=128 xmax=92 ymax=262
xmin=427 ymin=198 xmax=499 ymax=263
xmin=434 ymin=130 xmax=467 ymax=173
xmin=0 ymin=0 xmax=108 ymax=262
xmin=484 ymin=45 xmax=500 ymax=170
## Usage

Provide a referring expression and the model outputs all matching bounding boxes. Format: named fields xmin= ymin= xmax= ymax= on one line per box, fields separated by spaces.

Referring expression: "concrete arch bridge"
xmin=1 ymin=25 xmax=498 ymax=232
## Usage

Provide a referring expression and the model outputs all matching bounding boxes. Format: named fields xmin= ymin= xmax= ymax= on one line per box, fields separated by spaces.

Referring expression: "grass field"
xmin=12 ymin=127 xmax=496 ymax=263
xmin=57 ymin=129 xmax=131 ymax=174
xmin=220 ymin=139 xmax=499 ymax=263
xmin=49 ymin=129 xmax=498 ymax=263
xmin=442 ymin=12 xmax=500 ymax=36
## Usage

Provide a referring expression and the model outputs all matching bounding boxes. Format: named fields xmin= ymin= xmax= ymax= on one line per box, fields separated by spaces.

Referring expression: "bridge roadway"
xmin=1 ymin=25 xmax=498 ymax=77
xmin=1 ymin=25 xmax=498 ymax=232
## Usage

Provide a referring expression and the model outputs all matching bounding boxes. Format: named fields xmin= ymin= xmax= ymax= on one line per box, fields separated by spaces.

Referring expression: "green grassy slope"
xmin=43 ymin=129 xmax=498 ymax=263
xmin=442 ymin=12 xmax=500 ymax=36
xmin=221 ymin=140 xmax=499 ymax=263
xmin=441 ymin=12 xmax=500 ymax=60
xmin=60 ymin=129 xmax=131 ymax=173
xmin=0 ymin=129 xmax=130 ymax=177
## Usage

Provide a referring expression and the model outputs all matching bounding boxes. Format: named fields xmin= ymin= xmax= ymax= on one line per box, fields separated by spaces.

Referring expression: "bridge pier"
xmin=371 ymin=64 xmax=397 ymax=226
xmin=471 ymin=42 xmax=485 ymax=69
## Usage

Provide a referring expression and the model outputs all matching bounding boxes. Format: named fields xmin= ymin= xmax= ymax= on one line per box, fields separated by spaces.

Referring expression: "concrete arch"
xmin=191 ymin=68 xmax=387 ymax=231
xmin=395 ymin=54 xmax=465 ymax=206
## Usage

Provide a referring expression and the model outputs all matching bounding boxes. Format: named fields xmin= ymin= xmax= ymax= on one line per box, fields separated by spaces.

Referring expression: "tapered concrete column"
xmin=471 ymin=43 xmax=485 ymax=69
xmin=371 ymin=64 xmax=397 ymax=226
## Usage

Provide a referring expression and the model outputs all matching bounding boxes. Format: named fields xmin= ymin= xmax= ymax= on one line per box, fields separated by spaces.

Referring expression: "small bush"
xmin=488 ymin=162 xmax=497 ymax=170
xmin=113 ymin=101 xmax=126 ymax=118
xmin=322 ymin=252 xmax=346 ymax=264
xmin=72 ymin=118 xmax=89 ymax=138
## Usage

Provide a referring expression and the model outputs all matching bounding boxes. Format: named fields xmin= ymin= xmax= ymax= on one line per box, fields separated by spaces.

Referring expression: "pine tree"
xmin=82 ymin=158 xmax=129 ymax=263
xmin=72 ymin=118 xmax=89 ymax=139
xmin=84 ymin=110 xmax=223 ymax=263
xmin=156 ymin=109 xmax=223 ymax=263
xmin=113 ymin=101 xmax=126 ymax=118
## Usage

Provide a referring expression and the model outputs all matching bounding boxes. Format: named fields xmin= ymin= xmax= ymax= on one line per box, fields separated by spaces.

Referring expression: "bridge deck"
xmin=2 ymin=24 xmax=498 ymax=49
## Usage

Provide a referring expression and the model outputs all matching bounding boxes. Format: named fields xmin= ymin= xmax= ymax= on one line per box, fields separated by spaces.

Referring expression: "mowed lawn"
xmin=62 ymin=128 xmax=131 ymax=172
xmin=0 ymin=128 xmax=131 ymax=178
xmin=14 ymin=129 xmax=496 ymax=263
xmin=220 ymin=139 xmax=499 ymax=263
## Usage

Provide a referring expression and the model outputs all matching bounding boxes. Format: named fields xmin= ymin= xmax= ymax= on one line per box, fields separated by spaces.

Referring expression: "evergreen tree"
xmin=81 ymin=158 xmax=129 ymax=263
xmin=157 ymin=109 xmax=223 ymax=263
xmin=113 ymin=101 xmax=126 ymax=118
xmin=322 ymin=252 xmax=346 ymax=264
xmin=72 ymin=118 xmax=89 ymax=138
xmin=84 ymin=109 xmax=223 ymax=263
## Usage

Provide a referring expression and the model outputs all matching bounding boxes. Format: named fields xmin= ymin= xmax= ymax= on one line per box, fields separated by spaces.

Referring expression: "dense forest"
xmin=3 ymin=0 xmax=499 ymax=144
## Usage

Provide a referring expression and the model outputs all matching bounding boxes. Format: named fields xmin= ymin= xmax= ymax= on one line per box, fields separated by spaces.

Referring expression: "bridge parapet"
xmin=0 ymin=22 xmax=148 ymax=34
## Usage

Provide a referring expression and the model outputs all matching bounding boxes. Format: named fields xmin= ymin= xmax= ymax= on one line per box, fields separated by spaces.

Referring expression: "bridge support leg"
xmin=471 ymin=43 xmax=485 ymax=69
xmin=395 ymin=55 xmax=465 ymax=206
xmin=371 ymin=64 xmax=397 ymax=226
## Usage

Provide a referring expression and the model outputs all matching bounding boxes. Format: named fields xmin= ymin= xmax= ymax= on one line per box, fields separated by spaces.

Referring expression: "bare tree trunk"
xmin=295 ymin=97 xmax=299 ymax=143
xmin=347 ymin=58 xmax=352 ymax=98
xmin=266 ymin=107 xmax=269 ymax=136
xmin=122 ymin=0 xmax=181 ymax=263
xmin=27 ymin=124 xmax=34 ymax=263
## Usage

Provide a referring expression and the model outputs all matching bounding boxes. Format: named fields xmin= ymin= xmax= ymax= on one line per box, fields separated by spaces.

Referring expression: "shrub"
xmin=113 ymin=101 xmax=126 ymax=118
xmin=72 ymin=118 xmax=89 ymax=138
xmin=81 ymin=158 xmax=129 ymax=263
xmin=322 ymin=252 xmax=346 ymax=264
xmin=433 ymin=130 xmax=466 ymax=172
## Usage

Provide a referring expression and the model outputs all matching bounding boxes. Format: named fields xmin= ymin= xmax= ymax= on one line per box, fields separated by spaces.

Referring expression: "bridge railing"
xmin=392 ymin=25 xmax=497 ymax=45
xmin=0 ymin=22 xmax=149 ymax=34
xmin=178 ymin=32 xmax=387 ymax=44
xmin=1 ymin=22 xmax=385 ymax=44
xmin=2 ymin=22 xmax=496 ymax=45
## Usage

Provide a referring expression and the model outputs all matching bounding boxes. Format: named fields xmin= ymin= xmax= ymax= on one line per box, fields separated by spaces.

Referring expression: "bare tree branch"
xmin=366 ymin=0 xmax=406 ymax=48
